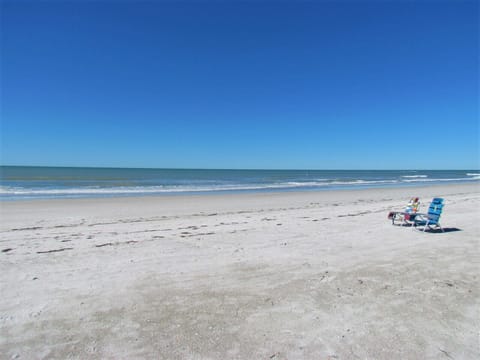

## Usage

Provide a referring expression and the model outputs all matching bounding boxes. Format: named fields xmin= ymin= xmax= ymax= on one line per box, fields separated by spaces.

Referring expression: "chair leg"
xmin=423 ymin=220 xmax=429 ymax=232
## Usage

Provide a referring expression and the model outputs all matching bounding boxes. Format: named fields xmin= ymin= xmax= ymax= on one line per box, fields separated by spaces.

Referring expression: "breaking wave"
xmin=1 ymin=168 xmax=478 ymax=200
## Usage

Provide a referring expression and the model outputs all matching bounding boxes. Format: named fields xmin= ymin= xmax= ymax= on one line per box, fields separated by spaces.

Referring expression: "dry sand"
xmin=1 ymin=183 xmax=479 ymax=359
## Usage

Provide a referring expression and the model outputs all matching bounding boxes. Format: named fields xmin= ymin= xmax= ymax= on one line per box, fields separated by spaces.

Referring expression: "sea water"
xmin=0 ymin=166 xmax=478 ymax=200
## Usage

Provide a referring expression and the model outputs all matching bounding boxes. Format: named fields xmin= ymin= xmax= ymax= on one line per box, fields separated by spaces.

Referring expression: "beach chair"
xmin=414 ymin=198 xmax=444 ymax=232
xmin=388 ymin=197 xmax=420 ymax=226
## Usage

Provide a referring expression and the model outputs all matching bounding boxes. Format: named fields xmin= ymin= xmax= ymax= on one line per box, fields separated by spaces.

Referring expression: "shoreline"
xmin=2 ymin=180 xmax=478 ymax=202
xmin=1 ymin=182 xmax=478 ymax=217
xmin=2 ymin=180 xmax=479 ymax=202
xmin=2 ymin=166 xmax=478 ymax=202
xmin=1 ymin=182 xmax=479 ymax=358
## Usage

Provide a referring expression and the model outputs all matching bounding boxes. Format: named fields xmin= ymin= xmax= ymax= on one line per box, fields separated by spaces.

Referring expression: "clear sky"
xmin=1 ymin=0 xmax=479 ymax=170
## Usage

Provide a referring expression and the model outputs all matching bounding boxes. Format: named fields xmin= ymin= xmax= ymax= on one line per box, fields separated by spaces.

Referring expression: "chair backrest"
xmin=427 ymin=198 xmax=444 ymax=223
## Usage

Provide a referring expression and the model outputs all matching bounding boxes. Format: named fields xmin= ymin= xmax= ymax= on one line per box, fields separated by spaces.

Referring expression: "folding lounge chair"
xmin=414 ymin=198 xmax=444 ymax=232
xmin=388 ymin=197 xmax=420 ymax=226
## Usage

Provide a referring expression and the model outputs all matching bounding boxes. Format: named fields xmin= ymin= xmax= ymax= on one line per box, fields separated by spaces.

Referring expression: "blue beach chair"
xmin=414 ymin=198 xmax=444 ymax=232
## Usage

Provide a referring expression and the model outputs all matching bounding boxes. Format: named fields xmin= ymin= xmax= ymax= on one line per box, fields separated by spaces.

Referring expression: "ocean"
xmin=0 ymin=166 xmax=479 ymax=201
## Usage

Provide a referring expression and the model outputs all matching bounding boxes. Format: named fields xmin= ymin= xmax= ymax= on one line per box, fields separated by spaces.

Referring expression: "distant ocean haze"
xmin=0 ymin=166 xmax=479 ymax=200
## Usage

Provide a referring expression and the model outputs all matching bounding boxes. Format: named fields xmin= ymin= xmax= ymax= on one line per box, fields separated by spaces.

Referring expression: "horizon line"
xmin=1 ymin=164 xmax=478 ymax=172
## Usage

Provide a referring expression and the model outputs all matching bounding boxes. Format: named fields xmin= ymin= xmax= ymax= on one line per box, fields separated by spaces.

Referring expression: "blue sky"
xmin=1 ymin=0 xmax=478 ymax=169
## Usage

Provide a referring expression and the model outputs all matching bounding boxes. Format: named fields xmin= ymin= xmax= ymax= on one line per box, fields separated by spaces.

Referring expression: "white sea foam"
xmin=1 ymin=175 xmax=478 ymax=199
xmin=0 ymin=183 xmax=323 ymax=196
xmin=0 ymin=179 xmax=397 ymax=197
xmin=328 ymin=180 xmax=399 ymax=185
xmin=283 ymin=181 xmax=328 ymax=186
xmin=402 ymin=176 xmax=480 ymax=183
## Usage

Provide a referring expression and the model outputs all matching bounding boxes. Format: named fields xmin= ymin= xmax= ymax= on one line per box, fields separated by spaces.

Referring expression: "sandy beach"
xmin=1 ymin=183 xmax=479 ymax=359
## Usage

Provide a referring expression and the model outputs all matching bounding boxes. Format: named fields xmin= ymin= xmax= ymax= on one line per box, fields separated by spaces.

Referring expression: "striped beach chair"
xmin=414 ymin=198 xmax=444 ymax=232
